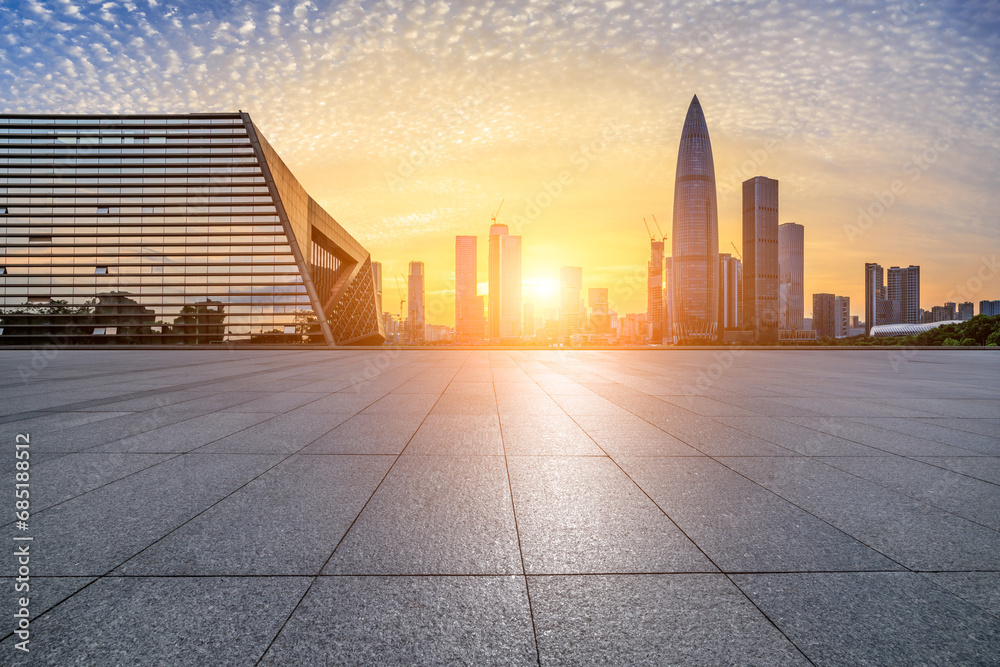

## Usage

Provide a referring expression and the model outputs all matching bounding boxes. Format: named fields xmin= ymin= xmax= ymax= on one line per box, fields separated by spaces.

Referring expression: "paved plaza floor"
xmin=1 ymin=348 xmax=999 ymax=665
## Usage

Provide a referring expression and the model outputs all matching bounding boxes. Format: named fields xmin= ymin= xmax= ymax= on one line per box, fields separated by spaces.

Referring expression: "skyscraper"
xmin=588 ymin=288 xmax=611 ymax=335
xmin=864 ymin=262 xmax=884 ymax=335
xmin=560 ymin=266 xmax=583 ymax=342
xmin=488 ymin=224 xmax=507 ymax=340
xmin=499 ymin=234 xmax=522 ymax=340
xmin=455 ymin=235 xmax=484 ymax=340
xmin=407 ymin=261 xmax=425 ymax=344
xmin=663 ymin=257 xmax=673 ymax=343
xmin=523 ymin=303 xmax=535 ymax=338
xmin=887 ymin=265 xmax=920 ymax=325
xmin=671 ymin=95 xmax=719 ymax=341
xmin=813 ymin=293 xmax=850 ymax=339
xmin=742 ymin=176 xmax=779 ymax=343
xmin=778 ymin=222 xmax=804 ymax=331
xmin=719 ymin=253 xmax=741 ymax=330
xmin=647 ymin=239 xmax=664 ymax=342
xmin=488 ymin=223 xmax=521 ymax=341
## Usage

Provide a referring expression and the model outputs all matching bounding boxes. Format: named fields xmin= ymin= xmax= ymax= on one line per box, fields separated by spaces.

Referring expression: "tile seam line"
xmin=507 ymin=353 xmax=817 ymax=666
xmin=252 ymin=350 xmax=470 ymax=665
xmin=494 ymin=351 xmax=543 ymax=667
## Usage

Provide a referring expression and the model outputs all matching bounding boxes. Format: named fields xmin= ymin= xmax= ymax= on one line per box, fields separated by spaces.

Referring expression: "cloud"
xmin=0 ymin=0 xmax=997 ymax=318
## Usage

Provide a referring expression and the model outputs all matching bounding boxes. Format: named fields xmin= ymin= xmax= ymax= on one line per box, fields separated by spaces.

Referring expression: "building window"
xmin=0 ymin=207 xmax=6 ymax=214
xmin=26 ymin=296 xmax=51 ymax=305
xmin=0 ymin=267 xmax=5 ymax=275
xmin=28 ymin=235 xmax=53 ymax=244
xmin=95 ymin=266 xmax=109 ymax=275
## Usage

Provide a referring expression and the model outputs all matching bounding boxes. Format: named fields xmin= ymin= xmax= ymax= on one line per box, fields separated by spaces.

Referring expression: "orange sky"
xmin=4 ymin=0 xmax=998 ymax=325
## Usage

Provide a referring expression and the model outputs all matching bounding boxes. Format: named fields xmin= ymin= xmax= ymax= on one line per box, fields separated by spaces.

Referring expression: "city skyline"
xmin=1 ymin=1 xmax=998 ymax=325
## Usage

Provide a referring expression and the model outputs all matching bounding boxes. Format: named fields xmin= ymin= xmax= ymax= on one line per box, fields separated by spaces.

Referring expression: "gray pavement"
xmin=1 ymin=348 xmax=999 ymax=665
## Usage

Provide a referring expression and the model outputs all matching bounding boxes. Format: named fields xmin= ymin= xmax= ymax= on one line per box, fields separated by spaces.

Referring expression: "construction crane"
xmin=395 ymin=274 xmax=406 ymax=318
xmin=730 ymin=241 xmax=742 ymax=260
xmin=651 ymin=214 xmax=666 ymax=241
xmin=491 ymin=199 xmax=504 ymax=225
xmin=643 ymin=218 xmax=654 ymax=241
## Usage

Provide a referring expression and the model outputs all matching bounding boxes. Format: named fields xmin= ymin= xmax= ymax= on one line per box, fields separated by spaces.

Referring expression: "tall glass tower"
xmin=670 ymin=95 xmax=719 ymax=341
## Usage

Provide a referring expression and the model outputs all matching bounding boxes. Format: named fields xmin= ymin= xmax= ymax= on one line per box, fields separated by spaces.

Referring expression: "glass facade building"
xmin=670 ymin=95 xmax=719 ymax=341
xmin=778 ymin=222 xmax=804 ymax=331
xmin=742 ymin=176 xmax=779 ymax=344
xmin=0 ymin=112 xmax=383 ymax=346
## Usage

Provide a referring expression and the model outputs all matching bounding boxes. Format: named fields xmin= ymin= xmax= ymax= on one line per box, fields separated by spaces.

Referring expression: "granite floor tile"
xmin=722 ymin=456 xmax=1000 ymax=571
xmin=0 ymin=576 xmax=95 ymax=637
xmin=90 ymin=412 xmax=277 ymax=453
xmin=115 ymin=455 xmax=393 ymax=575
xmin=405 ymin=414 xmax=503 ymax=455
xmin=732 ymin=572 xmax=1000 ymax=666
xmin=260 ymin=576 xmax=536 ymax=666
xmin=27 ymin=452 xmax=175 ymax=511
xmin=0 ymin=576 xmax=310 ymax=666
xmin=619 ymin=456 xmax=899 ymax=572
xmin=530 ymin=574 xmax=808 ymax=666
xmin=507 ymin=456 xmax=714 ymax=574
xmin=196 ymin=412 xmax=354 ymax=453
xmin=821 ymin=456 xmax=1000 ymax=531
xmin=302 ymin=413 xmax=425 ymax=455
xmin=500 ymin=415 xmax=605 ymax=456
xmin=914 ymin=456 xmax=1000 ymax=485
xmin=9 ymin=453 xmax=283 ymax=576
xmin=922 ymin=572 xmax=1000 ymax=618
xmin=325 ymin=456 xmax=521 ymax=574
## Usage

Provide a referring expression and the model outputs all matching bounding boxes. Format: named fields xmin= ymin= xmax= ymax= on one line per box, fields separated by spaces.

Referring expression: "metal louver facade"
xmin=0 ymin=112 xmax=384 ymax=346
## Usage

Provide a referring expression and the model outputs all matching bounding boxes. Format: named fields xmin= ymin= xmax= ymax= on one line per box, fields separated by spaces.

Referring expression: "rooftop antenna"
xmin=491 ymin=199 xmax=504 ymax=225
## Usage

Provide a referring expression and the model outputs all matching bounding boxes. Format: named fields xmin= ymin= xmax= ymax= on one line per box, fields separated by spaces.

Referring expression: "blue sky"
xmin=2 ymin=0 xmax=999 ymax=320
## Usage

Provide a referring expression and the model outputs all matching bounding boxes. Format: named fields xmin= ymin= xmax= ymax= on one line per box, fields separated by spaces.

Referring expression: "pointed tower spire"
xmin=670 ymin=95 xmax=720 ymax=341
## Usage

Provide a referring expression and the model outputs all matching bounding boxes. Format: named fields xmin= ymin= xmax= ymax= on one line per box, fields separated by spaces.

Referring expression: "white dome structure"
xmin=869 ymin=320 xmax=964 ymax=338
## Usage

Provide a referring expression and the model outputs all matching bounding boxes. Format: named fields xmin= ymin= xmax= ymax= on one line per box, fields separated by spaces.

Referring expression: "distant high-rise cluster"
xmin=407 ymin=261 xmax=425 ymax=344
xmin=379 ymin=96 xmax=992 ymax=347
xmin=864 ymin=263 xmax=920 ymax=333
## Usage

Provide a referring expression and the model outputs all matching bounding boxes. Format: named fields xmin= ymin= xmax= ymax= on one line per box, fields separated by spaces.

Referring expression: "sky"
xmin=2 ymin=0 xmax=999 ymax=325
